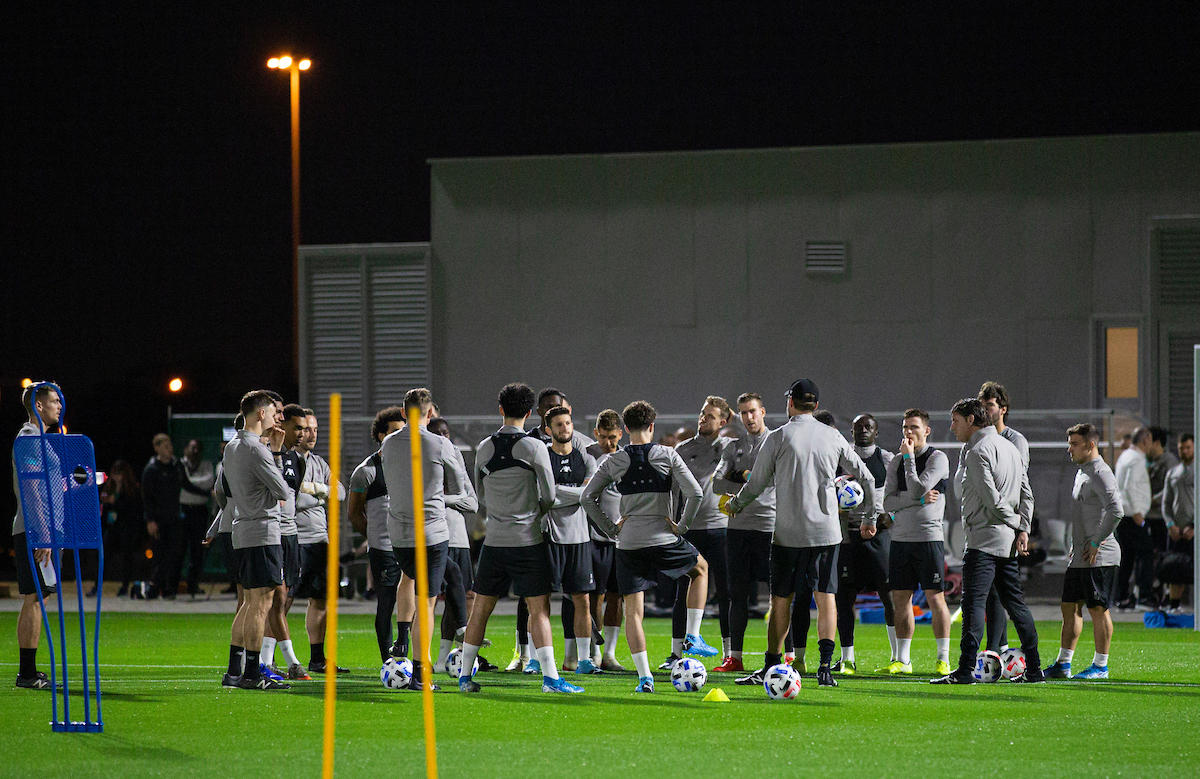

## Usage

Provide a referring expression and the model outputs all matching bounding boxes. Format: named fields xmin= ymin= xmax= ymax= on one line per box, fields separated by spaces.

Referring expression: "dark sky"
xmin=3 ymin=3 xmax=1200 ymax=532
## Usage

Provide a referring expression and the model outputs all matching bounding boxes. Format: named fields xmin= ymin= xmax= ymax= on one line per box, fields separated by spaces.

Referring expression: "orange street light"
xmin=21 ymin=378 xmax=33 ymax=388
xmin=169 ymin=378 xmax=183 ymax=393
xmin=268 ymin=53 xmax=310 ymax=379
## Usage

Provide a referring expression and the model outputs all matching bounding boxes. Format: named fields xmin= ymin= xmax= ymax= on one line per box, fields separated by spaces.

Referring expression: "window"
xmin=1106 ymin=327 xmax=1138 ymax=399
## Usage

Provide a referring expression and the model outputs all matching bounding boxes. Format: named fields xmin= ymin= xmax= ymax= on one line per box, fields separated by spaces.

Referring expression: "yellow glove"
xmin=718 ymin=493 xmax=736 ymax=516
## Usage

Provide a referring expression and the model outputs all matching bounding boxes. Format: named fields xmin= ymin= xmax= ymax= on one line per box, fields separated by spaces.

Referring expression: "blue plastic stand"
xmin=13 ymin=383 xmax=104 ymax=733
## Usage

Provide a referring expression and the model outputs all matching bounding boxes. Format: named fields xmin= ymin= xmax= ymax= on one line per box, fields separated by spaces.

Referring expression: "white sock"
xmin=519 ymin=643 xmax=529 ymax=659
xmin=536 ymin=645 xmax=559 ymax=680
xmin=260 ymin=637 xmax=277 ymax=666
xmin=722 ymin=636 xmax=732 ymax=657
xmin=671 ymin=638 xmax=684 ymax=657
xmin=575 ymin=638 xmax=591 ymax=663
xmin=632 ymin=650 xmax=653 ymax=680
xmin=1058 ymin=647 xmax=1075 ymax=664
xmin=841 ymin=645 xmax=855 ymax=663
xmin=897 ymin=638 xmax=912 ymax=665
xmin=936 ymin=638 xmax=950 ymax=663
xmin=279 ymin=639 xmax=300 ymax=667
xmin=564 ymin=640 xmax=577 ymax=662
xmin=461 ymin=642 xmax=482 ymax=681
xmin=437 ymin=639 xmax=453 ymax=668
xmin=732 ymin=650 xmax=743 ymax=660
xmin=603 ymin=626 xmax=620 ymax=659
xmin=886 ymin=626 xmax=898 ymax=661
xmin=999 ymin=643 xmax=1009 ymax=653
xmin=685 ymin=608 xmax=704 ymax=637
xmin=1093 ymin=652 xmax=1108 ymax=668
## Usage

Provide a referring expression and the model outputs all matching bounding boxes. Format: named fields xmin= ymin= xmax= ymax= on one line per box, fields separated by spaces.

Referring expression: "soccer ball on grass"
xmin=1000 ymin=648 xmax=1027 ymax=680
xmin=381 ymin=657 xmax=413 ymax=689
xmin=671 ymin=658 xmax=708 ymax=692
xmin=972 ymin=650 xmax=1003 ymax=683
xmin=446 ymin=647 xmax=479 ymax=680
xmin=763 ymin=663 xmax=802 ymax=700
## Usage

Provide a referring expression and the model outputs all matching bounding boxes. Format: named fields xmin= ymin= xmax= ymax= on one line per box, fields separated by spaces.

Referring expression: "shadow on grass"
xmin=852 ymin=687 xmax=1040 ymax=703
xmin=75 ymin=734 xmax=196 ymax=763
xmin=1070 ymin=683 xmax=1200 ymax=698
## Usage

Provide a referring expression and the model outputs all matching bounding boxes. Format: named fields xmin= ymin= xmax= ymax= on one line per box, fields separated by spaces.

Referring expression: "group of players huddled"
xmin=10 ymin=377 xmax=1144 ymax=692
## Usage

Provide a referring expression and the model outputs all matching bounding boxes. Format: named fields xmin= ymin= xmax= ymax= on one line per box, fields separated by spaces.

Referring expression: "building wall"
xmin=429 ymin=133 xmax=1200 ymax=422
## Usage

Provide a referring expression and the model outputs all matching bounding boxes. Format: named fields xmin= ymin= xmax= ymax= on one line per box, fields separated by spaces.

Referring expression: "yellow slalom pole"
xmin=408 ymin=406 xmax=439 ymax=779
xmin=322 ymin=394 xmax=342 ymax=779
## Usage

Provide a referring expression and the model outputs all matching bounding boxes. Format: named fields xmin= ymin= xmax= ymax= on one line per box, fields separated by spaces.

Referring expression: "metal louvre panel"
xmin=309 ymin=267 xmax=365 ymax=434
xmin=805 ymin=240 xmax=847 ymax=274
xmin=370 ymin=263 xmax=431 ymax=407
xmin=1159 ymin=230 xmax=1200 ymax=306
xmin=1167 ymin=334 xmax=1199 ymax=436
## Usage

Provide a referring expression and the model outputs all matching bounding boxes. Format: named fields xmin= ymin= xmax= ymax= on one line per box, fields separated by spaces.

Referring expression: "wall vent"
xmin=805 ymin=241 xmax=847 ymax=275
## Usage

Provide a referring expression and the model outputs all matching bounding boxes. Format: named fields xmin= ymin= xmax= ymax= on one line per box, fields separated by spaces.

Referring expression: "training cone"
xmin=703 ymin=687 xmax=730 ymax=702
xmin=950 ymin=607 xmax=963 ymax=624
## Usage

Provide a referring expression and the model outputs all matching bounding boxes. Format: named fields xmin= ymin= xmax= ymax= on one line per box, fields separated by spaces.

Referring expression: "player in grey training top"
xmin=978 ymin=380 xmax=1030 ymax=653
xmin=585 ymin=409 xmax=628 ymax=671
xmin=1162 ymin=434 xmax=1195 ymax=613
xmin=459 ymin=382 xmax=583 ymax=695
xmin=722 ymin=379 xmax=877 ymax=689
xmin=222 ymin=391 xmax=290 ymax=690
xmin=581 ymin=400 xmax=710 ymax=692
xmin=883 ymin=408 xmax=952 ymax=675
xmin=1045 ymin=423 xmax=1125 ymax=681
xmin=712 ymin=392 xmax=776 ymax=673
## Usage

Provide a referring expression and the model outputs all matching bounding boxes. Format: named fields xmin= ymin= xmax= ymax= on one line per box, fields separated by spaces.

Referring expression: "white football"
xmin=671 ymin=658 xmax=708 ymax=692
xmin=381 ymin=657 xmax=412 ymax=689
xmin=446 ymin=647 xmax=479 ymax=680
xmin=972 ymin=650 xmax=1003 ymax=683
xmin=1000 ymin=648 xmax=1027 ymax=680
xmin=763 ymin=663 xmax=802 ymax=700
xmin=835 ymin=476 xmax=865 ymax=510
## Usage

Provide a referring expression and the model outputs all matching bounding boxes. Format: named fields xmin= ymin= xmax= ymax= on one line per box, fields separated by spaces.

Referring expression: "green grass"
xmin=2 ymin=612 xmax=1199 ymax=778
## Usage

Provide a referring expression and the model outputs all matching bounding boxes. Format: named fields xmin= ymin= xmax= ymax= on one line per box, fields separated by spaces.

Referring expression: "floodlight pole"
xmin=289 ymin=62 xmax=301 ymax=381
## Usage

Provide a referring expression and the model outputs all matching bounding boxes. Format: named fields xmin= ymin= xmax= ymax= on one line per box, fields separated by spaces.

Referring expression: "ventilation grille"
xmin=1167 ymin=334 xmax=1199 ymax=438
xmin=805 ymin=241 xmax=847 ymax=274
xmin=1159 ymin=229 xmax=1200 ymax=306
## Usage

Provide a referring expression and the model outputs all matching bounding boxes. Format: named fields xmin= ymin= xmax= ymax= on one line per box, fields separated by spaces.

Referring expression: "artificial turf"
xmin=1 ymin=612 xmax=1198 ymax=778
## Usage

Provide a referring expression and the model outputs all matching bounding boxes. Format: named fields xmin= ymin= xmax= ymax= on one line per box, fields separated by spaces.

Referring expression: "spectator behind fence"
xmin=1114 ymin=427 xmax=1154 ymax=610
xmin=143 ymin=433 xmax=185 ymax=600
xmin=1161 ymin=434 xmax=1195 ymax=613
xmin=99 ymin=460 xmax=145 ymax=597
xmin=180 ymin=439 xmax=216 ymax=597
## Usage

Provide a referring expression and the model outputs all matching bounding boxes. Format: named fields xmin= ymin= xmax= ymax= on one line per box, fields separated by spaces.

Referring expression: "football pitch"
xmin=2 ymin=613 xmax=1198 ymax=778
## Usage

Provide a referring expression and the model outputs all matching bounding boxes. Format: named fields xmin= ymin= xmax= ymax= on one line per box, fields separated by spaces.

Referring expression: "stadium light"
xmin=267 ymin=52 xmax=311 ymax=381
xmin=21 ymin=378 xmax=33 ymax=388
xmin=168 ymin=378 xmax=183 ymax=393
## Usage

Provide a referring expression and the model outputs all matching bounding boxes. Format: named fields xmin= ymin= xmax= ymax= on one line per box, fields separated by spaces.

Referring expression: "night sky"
xmin=4 ymin=3 xmax=1200 ymax=537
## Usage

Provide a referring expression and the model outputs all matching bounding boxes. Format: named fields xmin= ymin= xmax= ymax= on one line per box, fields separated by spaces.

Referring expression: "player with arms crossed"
xmin=1045 ymin=423 xmax=1124 ymax=680
xmin=582 ymin=400 xmax=709 ymax=692
xmin=723 ymin=379 xmax=877 ymax=688
xmin=585 ymin=409 xmax=628 ymax=671
xmin=883 ymin=409 xmax=952 ymax=675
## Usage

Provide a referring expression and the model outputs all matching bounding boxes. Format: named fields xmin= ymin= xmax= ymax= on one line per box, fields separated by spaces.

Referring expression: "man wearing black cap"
xmin=723 ymin=379 xmax=877 ymax=688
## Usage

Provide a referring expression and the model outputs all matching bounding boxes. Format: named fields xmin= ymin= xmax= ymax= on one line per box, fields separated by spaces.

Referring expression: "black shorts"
xmin=549 ymin=540 xmax=595 ymax=593
xmin=839 ymin=530 xmax=891 ymax=593
xmin=13 ymin=532 xmax=54 ymax=596
xmin=368 ymin=547 xmax=402 ymax=591
xmin=239 ymin=543 xmax=284 ymax=590
xmin=281 ymin=534 xmax=301 ymax=588
xmin=615 ymin=538 xmax=699 ymax=596
xmin=394 ymin=541 xmax=450 ymax=596
xmin=220 ymin=532 xmax=241 ymax=586
xmin=1062 ymin=566 xmax=1118 ymax=610
xmin=727 ymin=529 xmax=773 ymax=584
xmin=889 ymin=540 xmax=945 ymax=593
xmin=448 ymin=545 xmax=474 ymax=593
xmin=474 ymin=542 xmax=553 ymax=598
xmin=293 ymin=542 xmax=328 ymax=600
xmin=590 ymin=540 xmax=620 ymax=594
xmin=770 ymin=544 xmax=839 ymax=597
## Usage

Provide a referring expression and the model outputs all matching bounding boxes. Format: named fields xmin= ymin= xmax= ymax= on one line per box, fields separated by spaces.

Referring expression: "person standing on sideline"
xmin=99 ymin=460 xmax=144 ymax=598
xmin=143 ymin=433 xmax=185 ymax=600
xmin=1045 ymin=423 xmax=1124 ymax=680
xmin=180 ymin=439 xmax=215 ymax=597
xmin=1161 ymin=434 xmax=1195 ymax=612
xmin=933 ymin=398 xmax=1041 ymax=684
xmin=1114 ymin=427 xmax=1154 ymax=609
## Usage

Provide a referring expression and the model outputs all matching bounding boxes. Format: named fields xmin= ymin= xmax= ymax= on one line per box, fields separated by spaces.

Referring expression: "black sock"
xmin=396 ymin=622 xmax=411 ymax=657
xmin=19 ymin=647 xmax=37 ymax=678
xmin=311 ymin=642 xmax=325 ymax=665
xmin=1170 ymin=598 xmax=1181 ymax=609
xmin=764 ymin=652 xmax=782 ymax=669
xmin=818 ymin=638 xmax=835 ymax=668
xmin=227 ymin=645 xmax=244 ymax=676
xmin=244 ymin=650 xmax=261 ymax=680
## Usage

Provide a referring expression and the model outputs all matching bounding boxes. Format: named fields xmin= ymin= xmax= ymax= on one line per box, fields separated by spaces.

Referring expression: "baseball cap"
xmin=786 ymin=378 xmax=819 ymax=403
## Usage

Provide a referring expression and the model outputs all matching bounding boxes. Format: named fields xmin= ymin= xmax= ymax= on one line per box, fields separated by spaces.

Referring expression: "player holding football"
xmin=581 ymin=400 xmax=709 ymax=693
xmin=724 ymin=380 xmax=877 ymax=688
xmin=1044 ymin=423 xmax=1124 ymax=680
xmin=883 ymin=409 xmax=952 ymax=674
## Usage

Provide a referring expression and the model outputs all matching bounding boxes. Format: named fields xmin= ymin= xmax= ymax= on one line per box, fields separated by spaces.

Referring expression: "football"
xmin=381 ymin=657 xmax=412 ymax=689
xmin=835 ymin=476 xmax=865 ymax=510
xmin=972 ymin=650 xmax=1003 ymax=683
xmin=1000 ymin=648 xmax=1027 ymax=680
xmin=447 ymin=647 xmax=479 ymax=680
xmin=763 ymin=663 xmax=802 ymax=700
xmin=671 ymin=658 xmax=708 ymax=692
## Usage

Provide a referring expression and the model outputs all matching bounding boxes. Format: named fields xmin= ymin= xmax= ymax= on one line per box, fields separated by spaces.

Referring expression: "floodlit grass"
xmin=1 ymin=612 xmax=1198 ymax=778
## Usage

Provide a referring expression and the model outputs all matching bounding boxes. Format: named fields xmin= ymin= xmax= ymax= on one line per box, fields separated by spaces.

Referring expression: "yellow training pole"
xmin=408 ymin=406 xmax=439 ymax=779
xmin=322 ymin=393 xmax=342 ymax=779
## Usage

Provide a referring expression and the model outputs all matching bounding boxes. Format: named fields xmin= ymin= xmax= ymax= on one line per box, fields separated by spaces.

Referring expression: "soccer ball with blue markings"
xmin=446 ymin=647 xmax=479 ymax=680
xmin=835 ymin=476 xmax=865 ymax=510
xmin=763 ymin=663 xmax=802 ymax=700
xmin=671 ymin=658 xmax=708 ymax=692
xmin=972 ymin=650 xmax=1003 ymax=683
xmin=381 ymin=657 xmax=412 ymax=689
